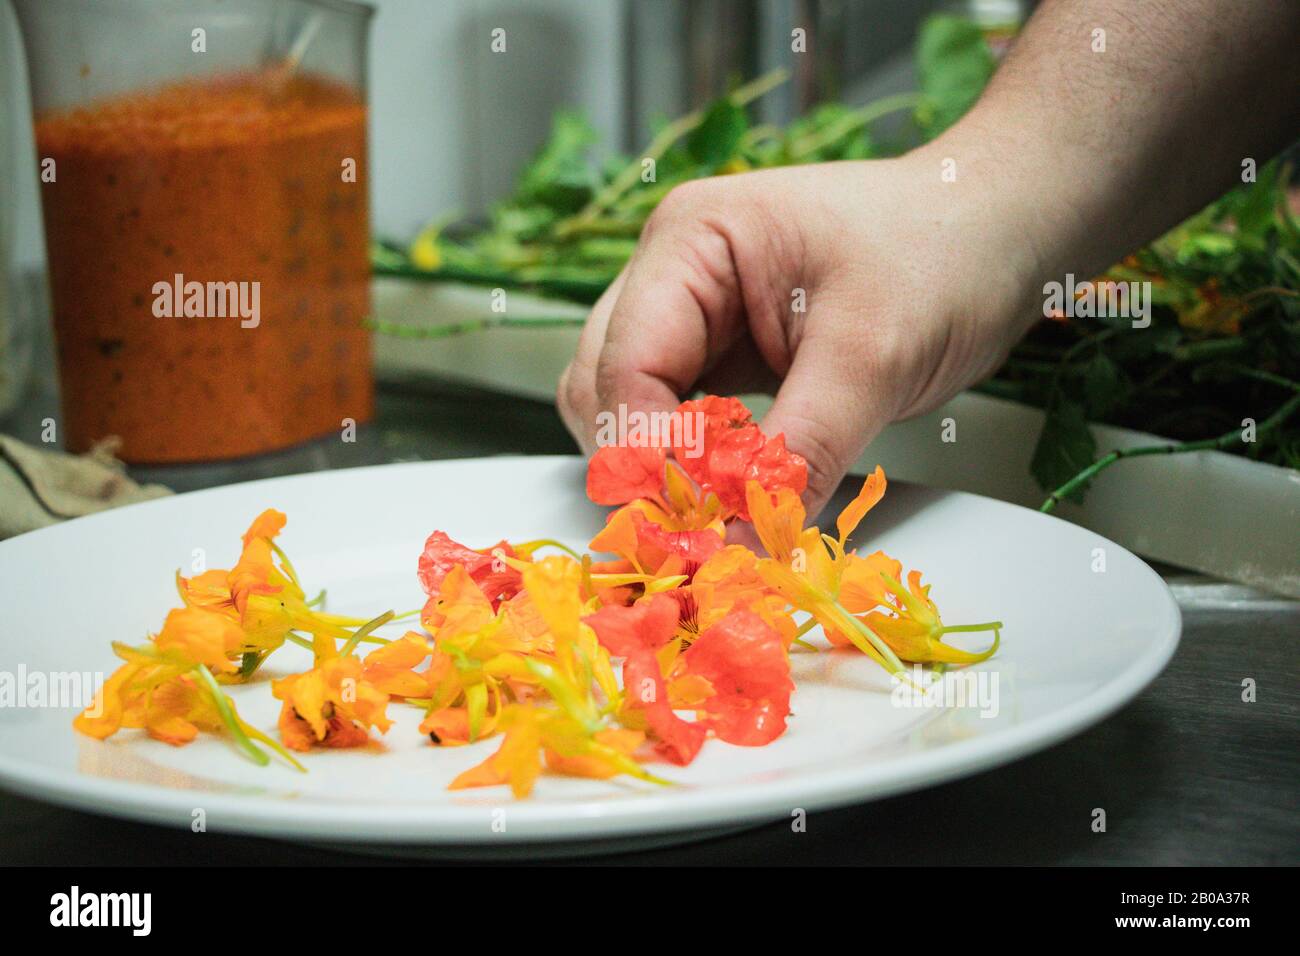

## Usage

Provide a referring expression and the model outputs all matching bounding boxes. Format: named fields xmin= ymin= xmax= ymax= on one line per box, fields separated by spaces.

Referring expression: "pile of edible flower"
xmin=75 ymin=396 xmax=1000 ymax=798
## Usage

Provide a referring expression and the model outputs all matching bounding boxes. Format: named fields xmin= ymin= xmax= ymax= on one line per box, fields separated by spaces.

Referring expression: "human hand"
xmin=557 ymin=150 xmax=1043 ymax=516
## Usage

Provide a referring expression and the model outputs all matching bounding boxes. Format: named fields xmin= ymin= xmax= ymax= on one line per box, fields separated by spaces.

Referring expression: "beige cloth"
xmin=0 ymin=434 xmax=171 ymax=539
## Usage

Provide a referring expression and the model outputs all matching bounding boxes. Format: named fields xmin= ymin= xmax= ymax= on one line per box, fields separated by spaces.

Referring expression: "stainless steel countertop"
xmin=1 ymin=360 xmax=1296 ymax=865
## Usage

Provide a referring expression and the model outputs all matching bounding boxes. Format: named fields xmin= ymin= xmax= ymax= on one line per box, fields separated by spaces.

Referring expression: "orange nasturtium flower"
xmin=744 ymin=468 xmax=908 ymax=673
xmin=361 ymin=632 xmax=435 ymax=699
xmin=272 ymin=654 xmax=395 ymax=751
xmin=74 ymin=606 xmax=302 ymax=768
xmin=679 ymin=544 xmax=798 ymax=649
xmin=75 ymin=508 xmax=399 ymax=768
xmin=587 ymin=502 xmax=725 ymax=578
xmin=176 ymin=508 xmax=391 ymax=673
xmin=410 ymin=564 xmax=560 ymax=746
xmin=449 ymin=702 xmax=657 ymax=799
xmin=863 ymin=571 xmax=1001 ymax=665
xmin=449 ymin=556 xmax=666 ymax=797
xmin=746 ymin=468 xmax=999 ymax=670
xmin=413 ymin=556 xmax=641 ymax=749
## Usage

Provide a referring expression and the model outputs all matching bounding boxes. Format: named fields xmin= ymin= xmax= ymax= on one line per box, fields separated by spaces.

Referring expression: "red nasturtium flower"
xmin=672 ymin=396 xmax=807 ymax=520
xmin=584 ymin=593 xmax=796 ymax=763
xmin=417 ymin=531 xmax=527 ymax=618
xmin=586 ymin=443 xmax=667 ymax=505
xmin=585 ymin=594 xmax=708 ymax=765
xmin=586 ymin=396 xmax=808 ymax=526
xmin=673 ymin=608 xmax=794 ymax=746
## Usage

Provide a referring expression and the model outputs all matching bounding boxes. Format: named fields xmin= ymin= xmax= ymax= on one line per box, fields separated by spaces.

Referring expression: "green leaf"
xmin=915 ymin=15 xmax=994 ymax=137
xmin=516 ymin=112 xmax=598 ymax=214
xmin=687 ymin=99 xmax=748 ymax=166
xmin=1030 ymin=400 xmax=1097 ymax=501
xmin=1082 ymin=352 xmax=1127 ymax=419
xmin=1227 ymin=161 xmax=1279 ymax=239
xmin=492 ymin=204 xmax=559 ymax=241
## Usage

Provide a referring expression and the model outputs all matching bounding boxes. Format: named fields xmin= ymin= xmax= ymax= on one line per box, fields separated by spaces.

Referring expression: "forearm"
xmin=915 ymin=0 xmax=1300 ymax=319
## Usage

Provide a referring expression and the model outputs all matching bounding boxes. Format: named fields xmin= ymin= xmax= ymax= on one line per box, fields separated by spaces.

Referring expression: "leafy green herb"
xmin=1031 ymin=400 xmax=1098 ymax=503
xmin=515 ymin=112 xmax=598 ymax=214
xmin=914 ymin=14 xmax=995 ymax=137
xmin=687 ymin=99 xmax=748 ymax=165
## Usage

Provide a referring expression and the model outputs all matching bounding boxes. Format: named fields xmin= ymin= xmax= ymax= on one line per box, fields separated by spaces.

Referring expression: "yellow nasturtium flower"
xmin=746 ymin=467 xmax=999 ymax=671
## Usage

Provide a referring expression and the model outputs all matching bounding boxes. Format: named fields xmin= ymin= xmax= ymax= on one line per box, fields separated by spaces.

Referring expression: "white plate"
xmin=0 ymin=456 xmax=1179 ymax=851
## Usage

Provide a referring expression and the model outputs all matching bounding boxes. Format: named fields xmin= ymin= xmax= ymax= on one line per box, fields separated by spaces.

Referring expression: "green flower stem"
xmin=1040 ymin=390 xmax=1300 ymax=512
xmin=370 ymin=258 xmax=610 ymax=304
xmin=787 ymin=91 xmax=922 ymax=160
xmin=940 ymin=621 xmax=1004 ymax=634
xmin=1170 ymin=338 xmax=1251 ymax=362
xmin=517 ymin=538 xmax=584 ymax=560
xmin=339 ymin=610 xmax=397 ymax=658
xmin=367 ymin=316 xmax=585 ymax=339
xmin=605 ymin=749 xmax=675 ymax=788
xmin=788 ymin=616 xmax=820 ymax=651
xmin=793 ymin=617 xmax=819 ymax=639
xmin=285 ymin=632 xmax=315 ymax=652
xmin=1222 ymin=366 xmax=1300 ymax=393
xmin=565 ymin=68 xmax=789 ymax=227
xmin=824 ymin=600 xmax=912 ymax=681
xmin=192 ymin=665 xmax=269 ymax=767
xmin=270 ymin=543 xmax=301 ymax=587
xmin=239 ymin=722 xmax=306 ymax=773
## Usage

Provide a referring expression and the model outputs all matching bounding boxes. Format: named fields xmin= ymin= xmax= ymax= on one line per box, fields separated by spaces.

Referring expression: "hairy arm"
xmin=942 ymin=0 xmax=1300 ymax=294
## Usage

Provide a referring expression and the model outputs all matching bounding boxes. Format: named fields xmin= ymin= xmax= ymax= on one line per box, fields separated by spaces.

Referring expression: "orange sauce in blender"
xmin=35 ymin=71 xmax=373 ymax=463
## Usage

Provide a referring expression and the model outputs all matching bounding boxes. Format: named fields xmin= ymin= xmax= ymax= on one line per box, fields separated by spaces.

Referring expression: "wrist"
xmin=890 ymin=138 xmax=1052 ymax=346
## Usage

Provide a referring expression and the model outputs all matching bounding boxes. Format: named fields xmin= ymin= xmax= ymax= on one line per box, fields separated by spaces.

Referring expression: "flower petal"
xmin=586 ymin=444 xmax=667 ymax=505
xmin=836 ymin=466 xmax=886 ymax=546
xmin=681 ymin=608 xmax=793 ymax=746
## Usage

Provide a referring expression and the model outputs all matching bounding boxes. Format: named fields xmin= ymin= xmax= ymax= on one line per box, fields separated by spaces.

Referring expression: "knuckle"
xmin=643 ymin=179 xmax=718 ymax=237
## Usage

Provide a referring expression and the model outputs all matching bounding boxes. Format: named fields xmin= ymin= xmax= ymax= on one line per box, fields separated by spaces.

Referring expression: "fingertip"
xmin=760 ymin=349 xmax=887 ymax=520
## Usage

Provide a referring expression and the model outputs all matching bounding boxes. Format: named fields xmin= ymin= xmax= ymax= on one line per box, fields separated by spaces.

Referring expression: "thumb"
xmin=760 ymin=331 xmax=891 ymax=519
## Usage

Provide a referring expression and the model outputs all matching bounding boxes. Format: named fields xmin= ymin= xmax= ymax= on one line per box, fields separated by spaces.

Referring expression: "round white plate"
xmin=0 ymin=456 xmax=1179 ymax=850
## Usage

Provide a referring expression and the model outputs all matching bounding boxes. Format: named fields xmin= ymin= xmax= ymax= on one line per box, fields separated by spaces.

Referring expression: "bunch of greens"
xmin=372 ymin=14 xmax=1298 ymax=507
xmin=997 ymin=162 xmax=1300 ymax=507
xmin=372 ymin=15 xmax=990 ymax=303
